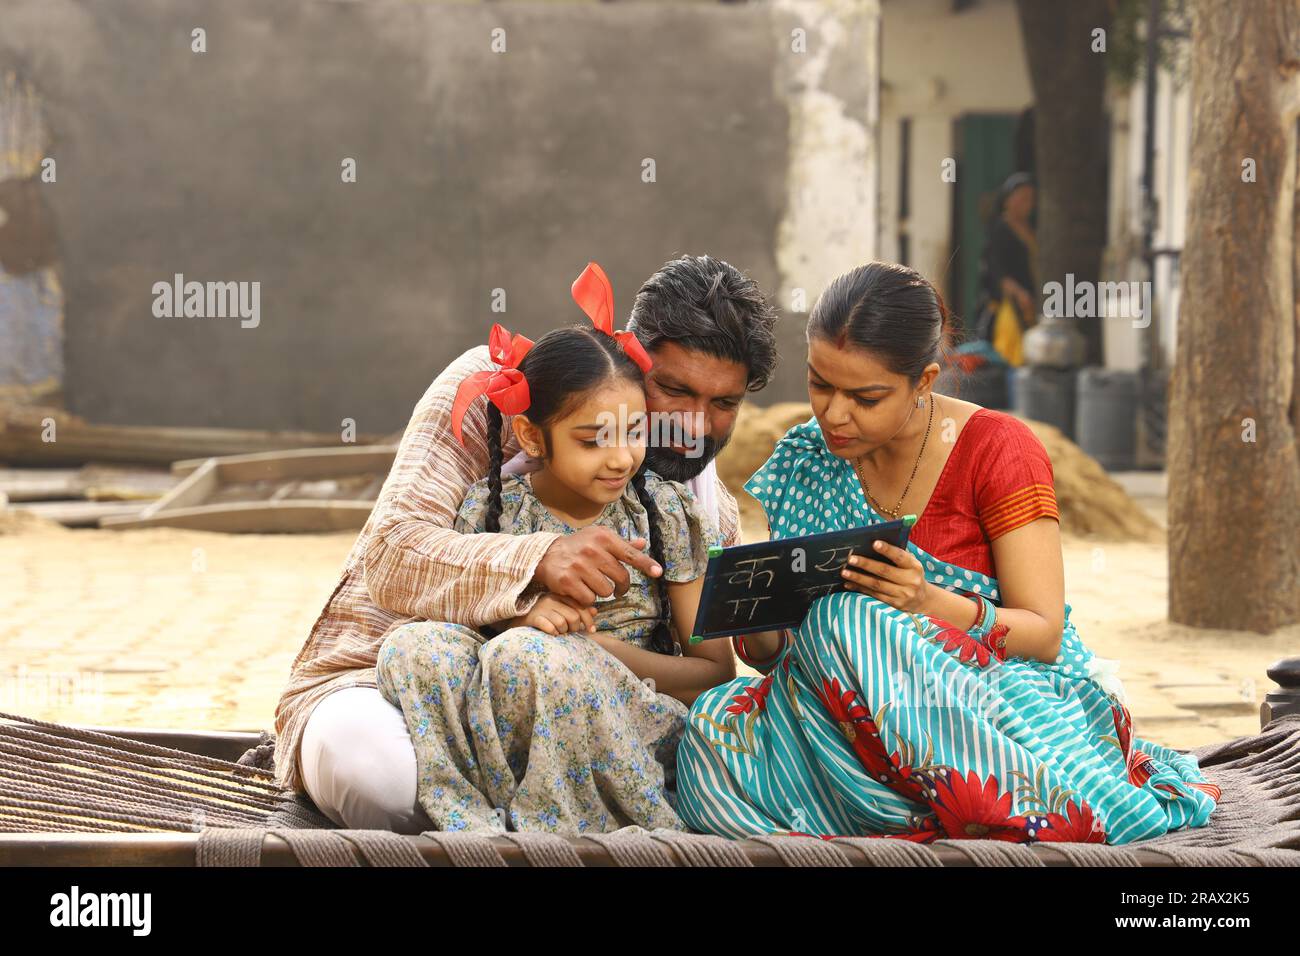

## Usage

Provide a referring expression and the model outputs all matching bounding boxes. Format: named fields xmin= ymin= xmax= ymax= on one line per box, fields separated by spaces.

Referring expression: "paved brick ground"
xmin=1 ymin=525 xmax=355 ymax=732
xmin=2 ymin=507 xmax=1295 ymax=751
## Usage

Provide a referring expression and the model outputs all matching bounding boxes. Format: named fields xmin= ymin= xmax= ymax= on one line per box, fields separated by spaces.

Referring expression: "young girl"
xmin=374 ymin=273 xmax=735 ymax=835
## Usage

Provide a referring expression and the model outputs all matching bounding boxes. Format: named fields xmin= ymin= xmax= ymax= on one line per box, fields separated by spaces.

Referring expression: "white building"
xmin=877 ymin=0 xmax=1186 ymax=371
xmin=878 ymin=0 xmax=1033 ymax=324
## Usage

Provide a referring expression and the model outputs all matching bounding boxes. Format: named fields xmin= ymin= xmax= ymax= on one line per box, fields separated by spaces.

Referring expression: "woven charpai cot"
xmin=2 ymin=710 xmax=1298 ymax=866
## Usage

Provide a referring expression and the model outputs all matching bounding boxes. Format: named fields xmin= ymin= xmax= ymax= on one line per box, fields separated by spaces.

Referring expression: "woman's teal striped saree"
xmin=676 ymin=418 xmax=1220 ymax=845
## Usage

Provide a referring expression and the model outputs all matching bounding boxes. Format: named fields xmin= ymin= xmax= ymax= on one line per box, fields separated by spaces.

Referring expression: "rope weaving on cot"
xmin=0 ymin=710 xmax=307 ymax=834
xmin=3 ymin=709 xmax=1300 ymax=866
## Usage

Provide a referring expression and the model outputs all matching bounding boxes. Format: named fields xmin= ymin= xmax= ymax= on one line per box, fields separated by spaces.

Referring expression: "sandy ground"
xmin=2 ymin=477 xmax=1296 ymax=751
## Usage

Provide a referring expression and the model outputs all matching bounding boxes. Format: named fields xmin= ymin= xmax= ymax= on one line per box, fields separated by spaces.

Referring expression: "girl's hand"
xmin=507 ymin=594 xmax=597 ymax=636
xmin=840 ymin=541 xmax=929 ymax=613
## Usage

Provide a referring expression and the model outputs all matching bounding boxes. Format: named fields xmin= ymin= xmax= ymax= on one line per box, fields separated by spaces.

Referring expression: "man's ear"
xmin=512 ymin=416 xmax=546 ymax=457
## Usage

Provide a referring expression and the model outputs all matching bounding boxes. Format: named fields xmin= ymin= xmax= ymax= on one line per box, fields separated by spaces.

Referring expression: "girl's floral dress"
xmin=375 ymin=470 xmax=717 ymax=835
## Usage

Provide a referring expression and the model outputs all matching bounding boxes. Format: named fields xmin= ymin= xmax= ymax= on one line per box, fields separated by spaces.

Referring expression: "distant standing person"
xmin=977 ymin=172 xmax=1038 ymax=366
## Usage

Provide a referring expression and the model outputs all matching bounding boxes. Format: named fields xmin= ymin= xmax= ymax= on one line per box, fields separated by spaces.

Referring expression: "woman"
xmin=977 ymin=172 xmax=1038 ymax=366
xmin=675 ymin=262 xmax=1219 ymax=845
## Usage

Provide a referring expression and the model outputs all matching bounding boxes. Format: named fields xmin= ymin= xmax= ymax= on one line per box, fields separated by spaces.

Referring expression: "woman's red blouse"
xmin=908 ymin=409 xmax=1059 ymax=579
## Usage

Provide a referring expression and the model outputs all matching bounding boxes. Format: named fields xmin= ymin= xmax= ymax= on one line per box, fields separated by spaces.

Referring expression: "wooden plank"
xmin=14 ymin=500 xmax=147 ymax=527
xmin=0 ymin=468 xmax=82 ymax=501
xmin=0 ymin=411 xmax=388 ymax=467
xmin=76 ymin=465 xmax=178 ymax=501
xmin=99 ymin=500 xmax=375 ymax=533
xmin=0 ymin=831 xmax=1183 ymax=868
xmin=136 ymin=458 xmax=219 ymax=518
xmin=86 ymin=447 xmax=394 ymax=533
xmin=0 ymin=466 xmax=176 ymax=503
xmin=268 ymin=481 xmax=299 ymax=502
xmin=170 ymin=445 xmax=398 ymax=481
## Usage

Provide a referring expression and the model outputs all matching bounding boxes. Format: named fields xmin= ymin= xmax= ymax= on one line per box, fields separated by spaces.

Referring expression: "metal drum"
xmin=1014 ymin=366 xmax=1077 ymax=439
xmin=1075 ymin=367 xmax=1138 ymax=470
xmin=936 ymin=361 xmax=1009 ymax=411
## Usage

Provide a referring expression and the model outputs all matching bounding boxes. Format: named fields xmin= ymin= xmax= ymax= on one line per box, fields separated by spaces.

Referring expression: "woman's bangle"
xmin=967 ymin=595 xmax=1008 ymax=661
xmin=734 ymin=630 xmax=788 ymax=668
xmin=968 ymin=595 xmax=996 ymax=639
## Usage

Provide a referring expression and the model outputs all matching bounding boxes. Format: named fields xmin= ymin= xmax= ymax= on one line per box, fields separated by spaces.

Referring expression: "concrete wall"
xmin=770 ymin=0 xmax=881 ymax=324
xmin=0 ymin=0 xmax=879 ymax=432
xmin=0 ymin=70 xmax=63 ymax=405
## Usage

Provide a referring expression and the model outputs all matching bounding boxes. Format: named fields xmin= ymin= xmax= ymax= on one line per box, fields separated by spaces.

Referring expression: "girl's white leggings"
xmin=299 ymin=686 xmax=434 ymax=833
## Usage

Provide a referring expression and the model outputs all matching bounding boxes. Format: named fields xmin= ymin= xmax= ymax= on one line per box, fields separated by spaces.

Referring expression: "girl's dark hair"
xmin=805 ymin=261 xmax=951 ymax=382
xmin=482 ymin=325 xmax=677 ymax=656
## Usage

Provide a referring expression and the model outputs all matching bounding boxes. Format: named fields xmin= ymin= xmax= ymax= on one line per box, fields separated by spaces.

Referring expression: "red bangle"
xmin=734 ymin=631 xmax=788 ymax=667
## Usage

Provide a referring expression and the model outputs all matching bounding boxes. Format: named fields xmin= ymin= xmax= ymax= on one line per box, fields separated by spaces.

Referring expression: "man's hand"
xmin=532 ymin=525 xmax=662 ymax=606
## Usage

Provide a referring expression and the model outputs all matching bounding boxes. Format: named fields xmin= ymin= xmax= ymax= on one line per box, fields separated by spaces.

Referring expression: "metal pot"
xmin=1023 ymin=316 xmax=1086 ymax=369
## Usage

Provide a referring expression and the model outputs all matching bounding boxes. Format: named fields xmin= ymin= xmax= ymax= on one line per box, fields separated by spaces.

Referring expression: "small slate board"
xmin=689 ymin=516 xmax=915 ymax=642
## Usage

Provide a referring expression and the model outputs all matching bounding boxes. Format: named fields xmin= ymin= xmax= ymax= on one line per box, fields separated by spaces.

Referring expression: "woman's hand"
xmin=504 ymin=593 xmax=597 ymax=636
xmin=840 ymin=541 xmax=930 ymax=613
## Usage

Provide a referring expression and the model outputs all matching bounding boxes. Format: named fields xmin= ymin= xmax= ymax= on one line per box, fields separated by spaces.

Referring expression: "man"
xmin=274 ymin=254 xmax=779 ymax=831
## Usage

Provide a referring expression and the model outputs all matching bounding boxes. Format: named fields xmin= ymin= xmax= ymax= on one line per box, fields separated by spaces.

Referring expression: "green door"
xmin=951 ymin=113 xmax=1020 ymax=335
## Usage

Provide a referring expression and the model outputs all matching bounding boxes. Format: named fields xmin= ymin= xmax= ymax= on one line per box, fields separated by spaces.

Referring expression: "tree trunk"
xmin=1014 ymin=0 xmax=1111 ymax=366
xmin=1168 ymin=0 xmax=1300 ymax=632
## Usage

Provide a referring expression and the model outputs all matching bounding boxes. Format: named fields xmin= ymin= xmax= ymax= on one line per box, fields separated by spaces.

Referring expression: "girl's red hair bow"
xmin=450 ymin=323 xmax=535 ymax=445
xmin=571 ymin=262 xmax=654 ymax=374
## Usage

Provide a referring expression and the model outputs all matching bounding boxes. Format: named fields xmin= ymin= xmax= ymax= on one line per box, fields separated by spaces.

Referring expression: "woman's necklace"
xmin=854 ymin=394 xmax=935 ymax=519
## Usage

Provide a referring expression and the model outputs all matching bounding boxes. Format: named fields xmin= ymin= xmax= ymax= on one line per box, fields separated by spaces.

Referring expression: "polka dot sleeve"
xmin=741 ymin=419 xmax=829 ymax=542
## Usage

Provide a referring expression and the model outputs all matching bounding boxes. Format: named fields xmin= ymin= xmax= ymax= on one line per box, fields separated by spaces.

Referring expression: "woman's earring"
xmin=916 ymin=395 xmax=925 ymax=408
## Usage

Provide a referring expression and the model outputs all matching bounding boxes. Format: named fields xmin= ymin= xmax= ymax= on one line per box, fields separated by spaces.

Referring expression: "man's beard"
xmin=643 ymin=433 xmax=728 ymax=483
